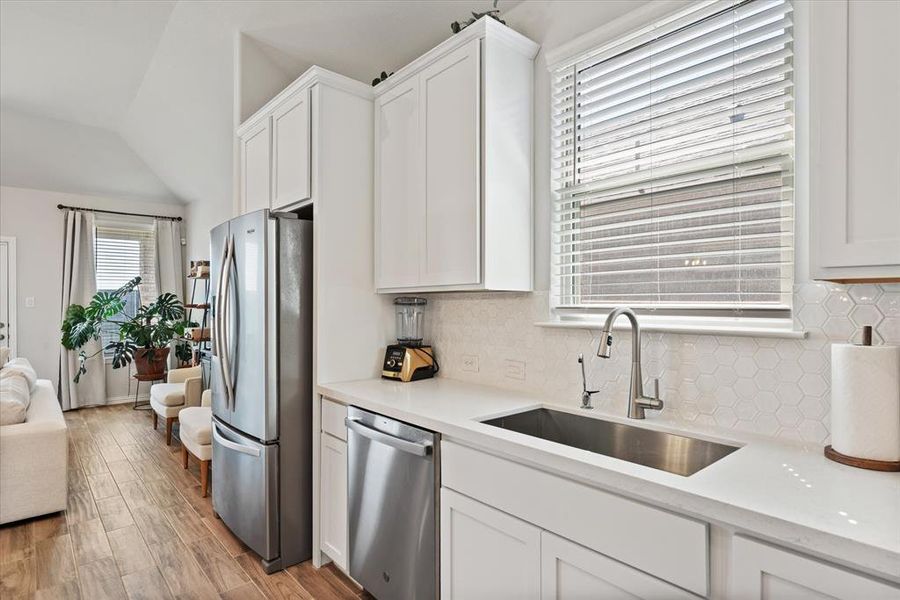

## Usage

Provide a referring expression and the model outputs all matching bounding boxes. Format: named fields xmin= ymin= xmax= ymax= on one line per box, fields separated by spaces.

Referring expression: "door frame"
xmin=0 ymin=236 xmax=17 ymax=357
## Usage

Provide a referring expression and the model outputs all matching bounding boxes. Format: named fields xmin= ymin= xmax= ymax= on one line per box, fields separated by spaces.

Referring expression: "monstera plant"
xmin=61 ymin=277 xmax=195 ymax=382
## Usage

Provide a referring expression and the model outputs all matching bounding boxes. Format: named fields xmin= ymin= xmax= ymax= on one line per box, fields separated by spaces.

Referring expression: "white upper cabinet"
xmin=271 ymin=87 xmax=311 ymax=210
xmin=375 ymin=79 xmax=421 ymax=289
xmin=810 ymin=0 xmax=900 ymax=281
xmin=239 ymin=117 xmax=271 ymax=215
xmin=374 ymin=18 xmax=539 ymax=292
xmin=238 ymin=68 xmax=369 ymax=217
xmin=420 ymin=39 xmax=481 ymax=287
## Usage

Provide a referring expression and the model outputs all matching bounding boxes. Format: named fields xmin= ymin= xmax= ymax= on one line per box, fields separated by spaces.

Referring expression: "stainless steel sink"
xmin=482 ymin=408 xmax=739 ymax=476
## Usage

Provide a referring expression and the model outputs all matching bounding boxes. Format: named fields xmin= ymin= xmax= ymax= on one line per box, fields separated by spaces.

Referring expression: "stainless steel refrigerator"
xmin=209 ymin=209 xmax=312 ymax=573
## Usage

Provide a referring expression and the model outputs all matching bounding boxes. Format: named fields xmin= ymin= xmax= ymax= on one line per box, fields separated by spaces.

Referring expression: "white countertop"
xmin=318 ymin=377 xmax=900 ymax=582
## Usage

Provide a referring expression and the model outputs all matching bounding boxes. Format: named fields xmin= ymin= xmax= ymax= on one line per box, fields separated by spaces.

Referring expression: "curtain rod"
xmin=57 ymin=204 xmax=182 ymax=222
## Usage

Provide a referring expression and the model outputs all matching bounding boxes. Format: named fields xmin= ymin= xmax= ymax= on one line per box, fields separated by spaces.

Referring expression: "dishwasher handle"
xmin=345 ymin=418 xmax=433 ymax=457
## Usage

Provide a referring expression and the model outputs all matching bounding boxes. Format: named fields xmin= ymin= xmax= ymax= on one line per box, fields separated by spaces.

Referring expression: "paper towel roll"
xmin=831 ymin=344 xmax=900 ymax=462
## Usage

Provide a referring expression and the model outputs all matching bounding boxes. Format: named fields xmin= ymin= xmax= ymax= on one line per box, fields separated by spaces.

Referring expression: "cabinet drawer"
xmin=442 ymin=441 xmax=709 ymax=596
xmin=321 ymin=397 xmax=347 ymax=440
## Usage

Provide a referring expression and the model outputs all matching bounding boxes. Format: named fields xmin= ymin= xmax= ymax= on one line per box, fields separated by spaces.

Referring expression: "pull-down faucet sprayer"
xmin=597 ymin=307 xmax=664 ymax=420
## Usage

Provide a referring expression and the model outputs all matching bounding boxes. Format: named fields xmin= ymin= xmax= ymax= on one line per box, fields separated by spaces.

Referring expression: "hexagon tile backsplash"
xmin=426 ymin=282 xmax=900 ymax=444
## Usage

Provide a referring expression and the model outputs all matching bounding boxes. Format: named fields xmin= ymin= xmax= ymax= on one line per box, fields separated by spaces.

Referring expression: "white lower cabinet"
xmin=319 ymin=432 xmax=347 ymax=571
xmin=441 ymin=440 xmax=709 ymax=596
xmin=731 ymin=536 xmax=899 ymax=600
xmin=440 ymin=487 xmax=700 ymax=600
xmin=541 ymin=532 xmax=697 ymax=600
xmin=440 ymin=488 xmax=541 ymax=600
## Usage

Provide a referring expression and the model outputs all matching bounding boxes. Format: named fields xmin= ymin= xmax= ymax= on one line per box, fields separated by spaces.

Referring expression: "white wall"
xmin=185 ymin=196 xmax=228 ymax=263
xmin=0 ymin=185 xmax=185 ymax=400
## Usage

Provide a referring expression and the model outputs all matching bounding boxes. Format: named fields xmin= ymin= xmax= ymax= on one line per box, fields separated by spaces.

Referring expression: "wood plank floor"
xmin=0 ymin=404 xmax=366 ymax=600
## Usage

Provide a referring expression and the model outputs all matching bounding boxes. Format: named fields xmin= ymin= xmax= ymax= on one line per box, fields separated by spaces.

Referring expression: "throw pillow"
xmin=0 ymin=374 xmax=30 ymax=425
xmin=0 ymin=357 xmax=37 ymax=392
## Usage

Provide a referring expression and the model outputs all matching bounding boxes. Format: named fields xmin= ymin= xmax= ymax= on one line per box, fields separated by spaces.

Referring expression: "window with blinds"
xmin=551 ymin=0 xmax=794 ymax=312
xmin=95 ymin=224 xmax=158 ymax=354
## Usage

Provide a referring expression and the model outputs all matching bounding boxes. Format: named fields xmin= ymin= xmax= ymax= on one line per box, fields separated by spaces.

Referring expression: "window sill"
xmin=535 ymin=316 xmax=807 ymax=339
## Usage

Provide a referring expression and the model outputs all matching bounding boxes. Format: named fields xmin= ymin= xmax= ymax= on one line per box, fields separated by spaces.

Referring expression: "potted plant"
xmin=61 ymin=277 xmax=195 ymax=382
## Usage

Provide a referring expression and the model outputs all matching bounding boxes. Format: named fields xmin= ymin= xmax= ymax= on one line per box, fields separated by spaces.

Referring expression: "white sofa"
xmin=0 ymin=379 xmax=68 ymax=524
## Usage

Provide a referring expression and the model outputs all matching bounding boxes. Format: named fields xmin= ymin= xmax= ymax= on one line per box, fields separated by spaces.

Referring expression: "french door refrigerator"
xmin=210 ymin=209 xmax=312 ymax=573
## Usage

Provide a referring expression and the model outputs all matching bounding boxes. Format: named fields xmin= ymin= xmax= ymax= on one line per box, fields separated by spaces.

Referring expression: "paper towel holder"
xmin=824 ymin=326 xmax=900 ymax=471
xmin=824 ymin=446 xmax=900 ymax=471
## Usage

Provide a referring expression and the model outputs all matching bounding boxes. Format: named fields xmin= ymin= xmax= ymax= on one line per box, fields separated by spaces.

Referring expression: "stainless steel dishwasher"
xmin=346 ymin=406 xmax=439 ymax=600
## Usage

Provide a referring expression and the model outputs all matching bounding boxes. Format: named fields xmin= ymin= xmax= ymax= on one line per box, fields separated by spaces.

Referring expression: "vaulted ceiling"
xmin=0 ymin=0 xmax=518 ymax=207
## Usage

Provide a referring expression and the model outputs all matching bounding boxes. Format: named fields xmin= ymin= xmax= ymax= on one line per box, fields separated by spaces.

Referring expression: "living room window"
xmin=551 ymin=0 xmax=794 ymax=319
xmin=94 ymin=223 xmax=158 ymax=356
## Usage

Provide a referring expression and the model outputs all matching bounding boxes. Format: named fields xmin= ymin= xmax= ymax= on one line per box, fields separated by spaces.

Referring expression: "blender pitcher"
xmin=394 ymin=297 xmax=426 ymax=347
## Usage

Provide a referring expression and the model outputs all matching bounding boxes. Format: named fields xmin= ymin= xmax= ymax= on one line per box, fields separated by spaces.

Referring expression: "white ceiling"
xmin=0 ymin=0 xmax=518 ymax=207
xmin=240 ymin=1 xmax=524 ymax=85
xmin=0 ymin=108 xmax=177 ymax=202
xmin=0 ymin=0 xmax=175 ymax=129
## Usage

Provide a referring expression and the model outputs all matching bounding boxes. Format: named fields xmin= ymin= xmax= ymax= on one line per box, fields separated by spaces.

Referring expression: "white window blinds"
xmin=95 ymin=225 xmax=157 ymax=297
xmin=95 ymin=224 xmax=158 ymax=354
xmin=551 ymin=0 xmax=794 ymax=311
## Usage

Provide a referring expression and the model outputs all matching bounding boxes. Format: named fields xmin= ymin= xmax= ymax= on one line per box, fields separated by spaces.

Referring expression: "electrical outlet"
xmin=504 ymin=359 xmax=526 ymax=380
xmin=461 ymin=354 xmax=479 ymax=372
xmin=24 ymin=297 xmax=35 ymax=308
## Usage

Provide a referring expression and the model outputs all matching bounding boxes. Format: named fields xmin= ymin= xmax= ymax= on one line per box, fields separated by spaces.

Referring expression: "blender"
xmin=382 ymin=297 xmax=437 ymax=382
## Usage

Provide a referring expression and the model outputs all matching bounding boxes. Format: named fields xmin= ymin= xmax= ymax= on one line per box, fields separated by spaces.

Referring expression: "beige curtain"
xmin=155 ymin=219 xmax=184 ymax=369
xmin=59 ymin=210 xmax=107 ymax=410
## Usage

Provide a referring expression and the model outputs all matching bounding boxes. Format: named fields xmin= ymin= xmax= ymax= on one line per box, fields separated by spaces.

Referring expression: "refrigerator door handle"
xmin=220 ymin=236 xmax=235 ymax=410
xmin=223 ymin=235 xmax=235 ymax=410
xmin=214 ymin=239 xmax=230 ymax=410
xmin=213 ymin=423 xmax=261 ymax=457
xmin=345 ymin=418 xmax=434 ymax=457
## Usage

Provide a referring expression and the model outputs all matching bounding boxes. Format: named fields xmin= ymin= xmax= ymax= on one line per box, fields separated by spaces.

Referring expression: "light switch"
xmin=24 ymin=297 xmax=35 ymax=308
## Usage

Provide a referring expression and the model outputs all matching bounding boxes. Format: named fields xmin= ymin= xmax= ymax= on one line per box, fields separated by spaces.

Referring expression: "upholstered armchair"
xmin=149 ymin=366 xmax=202 ymax=445
xmin=179 ymin=389 xmax=213 ymax=497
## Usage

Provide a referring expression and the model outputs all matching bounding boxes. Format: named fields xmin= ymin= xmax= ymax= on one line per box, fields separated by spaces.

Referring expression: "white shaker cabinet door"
xmin=419 ymin=38 xmax=481 ymax=287
xmin=319 ymin=432 xmax=348 ymax=571
xmin=375 ymin=78 xmax=421 ymax=289
xmin=541 ymin=532 xmax=698 ymax=600
xmin=811 ymin=0 xmax=900 ymax=280
xmin=731 ymin=536 xmax=899 ymax=599
xmin=441 ymin=488 xmax=540 ymax=600
xmin=240 ymin=118 xmax=272 ymax=215
xmin=271 ymin=88 xmax=311 ymax=210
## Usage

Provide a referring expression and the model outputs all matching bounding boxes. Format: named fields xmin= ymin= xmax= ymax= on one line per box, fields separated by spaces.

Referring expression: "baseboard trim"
xmin=106 ymin=395 xmax=149 ymax=405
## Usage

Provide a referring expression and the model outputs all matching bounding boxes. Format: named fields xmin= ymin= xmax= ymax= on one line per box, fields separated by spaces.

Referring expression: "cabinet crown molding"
xmin=373 ymin=16 xmax=539 ymax=97
xmin=238 ymin=65 xmax=372 ymax=137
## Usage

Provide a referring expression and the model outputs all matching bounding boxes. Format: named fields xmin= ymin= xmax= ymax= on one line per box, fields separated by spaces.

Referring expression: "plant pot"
xmin=134 ymin=347 xmax=170 ymax=378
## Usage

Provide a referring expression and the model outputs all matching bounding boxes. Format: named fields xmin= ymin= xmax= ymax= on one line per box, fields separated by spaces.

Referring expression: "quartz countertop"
xmin=317 ymin=377 xmax=900 ymax=582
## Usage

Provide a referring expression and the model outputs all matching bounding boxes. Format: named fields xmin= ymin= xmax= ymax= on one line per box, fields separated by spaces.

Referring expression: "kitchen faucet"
xmin=597 ymin=307 xmax=663 ymax=419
